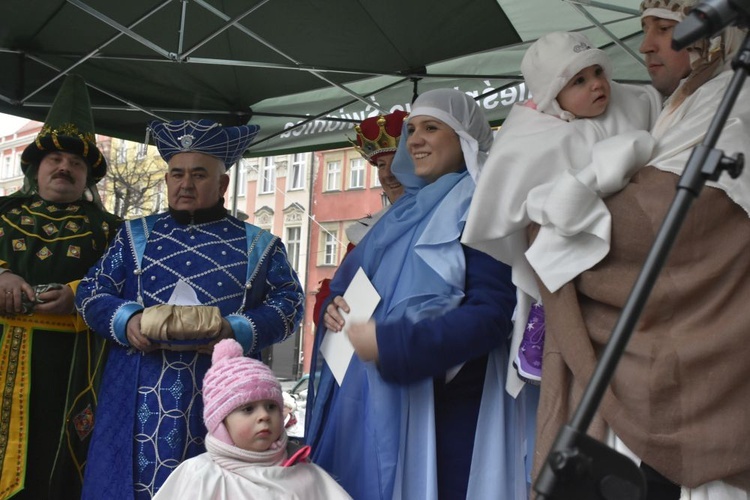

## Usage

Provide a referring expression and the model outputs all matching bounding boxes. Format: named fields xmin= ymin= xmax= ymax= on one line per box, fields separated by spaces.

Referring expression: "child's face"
xmin=556 ymin=64 xmax=610 ymax=118
xmin=224 ymin=399 xmax=284 ymax=452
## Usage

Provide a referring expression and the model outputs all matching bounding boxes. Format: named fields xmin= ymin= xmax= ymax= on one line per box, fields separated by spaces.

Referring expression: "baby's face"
xmin=557 ymin=64 xmax=610 ymax=118
xmin=224 ymin=399 xmax=284 ymax=452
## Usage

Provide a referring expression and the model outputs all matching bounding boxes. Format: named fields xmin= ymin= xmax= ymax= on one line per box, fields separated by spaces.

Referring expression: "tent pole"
xmin=563 ymin=0 xmax=639 ymax=16
xmin=565 ymin=1 xmax=646 ymax=67
xmin=177 ymin=0 xmax=187 ymax=54
xmin=22 ymin=0 xmax=172 ymax=103
xmin=230 ymin=159 xmax=240 ymax=217
xmin=191 ymin=0 xmax=386 ymax=111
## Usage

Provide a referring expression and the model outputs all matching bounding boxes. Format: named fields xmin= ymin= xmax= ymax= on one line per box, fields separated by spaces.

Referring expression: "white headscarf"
xmin=403 ymin=89 xmax=493 ymax=182
xmin=640 ymin=0 xmax=697 ymax=23
xmin=641 ymin=0 xmax=747 ymax=119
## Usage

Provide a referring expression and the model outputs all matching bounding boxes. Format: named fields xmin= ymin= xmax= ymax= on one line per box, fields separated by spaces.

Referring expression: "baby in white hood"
xmin=462 ymin=31 xmax=661 ymax=393
xmin=523 ymin=30 xmax=615 ymax=121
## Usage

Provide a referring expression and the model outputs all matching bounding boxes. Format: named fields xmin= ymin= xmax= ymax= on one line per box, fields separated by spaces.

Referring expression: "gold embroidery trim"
xmin=0 ymin=325 xmax=30 ymax=499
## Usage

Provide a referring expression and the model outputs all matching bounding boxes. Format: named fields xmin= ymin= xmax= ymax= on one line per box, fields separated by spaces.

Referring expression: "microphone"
xmin=672 ymin=0 xmax=750 ymax=50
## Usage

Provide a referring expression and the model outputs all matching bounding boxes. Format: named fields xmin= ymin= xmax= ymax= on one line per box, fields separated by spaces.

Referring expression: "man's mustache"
xmin=52 ymin=172 xmax=75 ymax=183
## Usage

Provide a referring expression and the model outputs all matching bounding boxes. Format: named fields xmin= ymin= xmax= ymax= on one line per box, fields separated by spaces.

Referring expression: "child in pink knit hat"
xmin=153 ymin=339 xmax=351 ymax=499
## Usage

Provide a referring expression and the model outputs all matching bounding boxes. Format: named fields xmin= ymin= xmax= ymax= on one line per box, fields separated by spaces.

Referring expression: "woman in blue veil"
xmin=306 ymin=89 xmax=535 ymax=499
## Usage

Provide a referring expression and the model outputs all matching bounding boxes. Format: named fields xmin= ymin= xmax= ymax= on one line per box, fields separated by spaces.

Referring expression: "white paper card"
xmin=320 ymin=267 xmax=381 ymax=386
xmin=167 ymin=279 xmax=201 ymax=305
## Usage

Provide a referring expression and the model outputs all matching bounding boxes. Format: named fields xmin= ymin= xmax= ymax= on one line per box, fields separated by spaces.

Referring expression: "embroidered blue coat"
xmin=75 ymin=212 xmax=304 ymax=499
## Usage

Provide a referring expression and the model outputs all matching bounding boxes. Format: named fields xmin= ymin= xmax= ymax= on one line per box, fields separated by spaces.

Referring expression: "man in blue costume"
xmin=76 ymin=119 xmax=305 ymax=499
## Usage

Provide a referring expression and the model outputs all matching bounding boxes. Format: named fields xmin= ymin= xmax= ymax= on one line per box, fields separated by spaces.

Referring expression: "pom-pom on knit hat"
xmin=202 ymin=339 xmax=283 ymax=442
xmin=521 ymin=31 xmax=612 ymax=121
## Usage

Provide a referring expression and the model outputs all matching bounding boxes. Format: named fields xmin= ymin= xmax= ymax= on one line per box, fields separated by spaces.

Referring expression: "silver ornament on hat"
xmin=178 ymin=134 xmax=195 ymax=149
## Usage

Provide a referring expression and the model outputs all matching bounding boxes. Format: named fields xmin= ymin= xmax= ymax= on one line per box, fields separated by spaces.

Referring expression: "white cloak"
xmin=153 ymin=435 xmax=352 ymax=500
xmin=462 ymin=82 xmax=661 ymax=396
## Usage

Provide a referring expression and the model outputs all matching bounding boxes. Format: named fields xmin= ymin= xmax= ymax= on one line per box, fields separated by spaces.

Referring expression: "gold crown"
xmin=349 ymin=110 xmax=407 ymax=165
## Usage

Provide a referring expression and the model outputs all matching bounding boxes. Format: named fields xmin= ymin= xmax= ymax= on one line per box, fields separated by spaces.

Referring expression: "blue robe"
xmin=307 ymin=171 xmax=536 ymax=499
xmin=76 ymin=212 xmax=304 ymax=499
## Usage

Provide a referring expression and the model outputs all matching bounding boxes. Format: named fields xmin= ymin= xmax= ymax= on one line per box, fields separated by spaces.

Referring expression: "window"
xmin=114 ymin=193 xmax=123 ymax=217
xmin=260 ymin=157 xmax=276 ymax=194
xmin=132 ymin=186 xmax=143 ymax=216
xmin=255 ymin=208 xmax=274 ymax=230
xmin=349 ymin=158 xmax=365 ymax=189
xmin=136 ymin=143 xmax=148 ymax=159
xmin=325 ymin=161 xmax=341 ymax=191
xmin=154 ymin=183 xmax=165 ymax=213
xmin=2 ymin=154 xmax=21 ymax=179
xmin=289 ymin=153 xmax=306 ymax=190
xmin=2 ymin=156 xmax=11 ymax=179
xmin=11 ymin=157 xmax=21 ymax=178
xmin=286 ymin=226 xmax=301 ymax=270
xmin=116 ymin=146 xmax=127 ymax=164
xmin=323 ymin=229 xmax=338 ymax=265
xmin=236 ymin=161 xmax=247 ymax=197
xmin=371 ymin=165 xmax=381 ymax=187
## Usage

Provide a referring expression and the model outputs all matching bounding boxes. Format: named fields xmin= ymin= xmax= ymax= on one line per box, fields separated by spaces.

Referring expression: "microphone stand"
xmin=533 ymin=31 xmax=750 ymax=500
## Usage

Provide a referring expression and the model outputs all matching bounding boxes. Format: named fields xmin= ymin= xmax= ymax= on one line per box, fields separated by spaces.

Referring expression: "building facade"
xmin=230 ymin=152 xmax=313 ymax=379
xmin=303 ymin=147 xmax=384 ymax=373
xmin=102 ymin=138 xmax=166 ymax=218
xmin=232 ymin=147 xmax=386 ymax=376
xmin=0 ymin=121 xmax=37 ymax=195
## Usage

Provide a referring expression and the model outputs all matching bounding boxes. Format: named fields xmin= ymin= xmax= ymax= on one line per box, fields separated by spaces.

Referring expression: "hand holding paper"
xmin=320 ymin=267 xmax=381 ymax=386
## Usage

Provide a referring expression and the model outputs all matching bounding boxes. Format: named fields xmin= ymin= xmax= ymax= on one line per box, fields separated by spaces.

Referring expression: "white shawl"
xmin=462 ymin=82 xmax=660 ymax=396
xmin=649 ymin=69 xmax=750 ymax=216
xmin=153 ymin=435 xmax=352 ymax=500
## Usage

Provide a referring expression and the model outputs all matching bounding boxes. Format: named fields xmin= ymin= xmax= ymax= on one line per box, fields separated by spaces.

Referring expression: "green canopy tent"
xmin=0 ymin=0 xmax=646 ymax=156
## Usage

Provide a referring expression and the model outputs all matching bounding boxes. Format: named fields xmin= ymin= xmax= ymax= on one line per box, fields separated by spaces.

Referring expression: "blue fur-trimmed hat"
xmin=149 ymin=119 xmax=260 ymax=169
